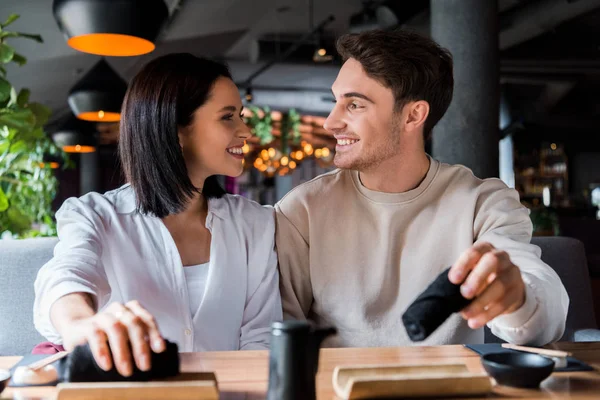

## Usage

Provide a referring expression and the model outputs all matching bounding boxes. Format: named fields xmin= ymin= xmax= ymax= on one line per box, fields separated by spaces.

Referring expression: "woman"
xmin=33 ymin=54 xmax=282 ymax=377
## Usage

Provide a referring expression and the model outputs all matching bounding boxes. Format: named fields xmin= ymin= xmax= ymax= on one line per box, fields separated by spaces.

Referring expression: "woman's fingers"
xmin=126 ymin=300 xmax=166 ymax=353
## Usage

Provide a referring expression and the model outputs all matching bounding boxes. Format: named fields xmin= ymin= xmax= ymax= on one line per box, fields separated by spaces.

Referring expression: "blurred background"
xmin=0 ymin=0 xmax=598 ymax=279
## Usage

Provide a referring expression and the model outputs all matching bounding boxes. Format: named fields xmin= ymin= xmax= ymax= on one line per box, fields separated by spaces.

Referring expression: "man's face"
xmin=324 ymin=58 xmax=402 ymax=171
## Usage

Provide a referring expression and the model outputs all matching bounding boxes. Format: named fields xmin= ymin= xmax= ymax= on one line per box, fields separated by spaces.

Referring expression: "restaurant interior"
xmin=1 ymin=0 xmax=600 ymax=398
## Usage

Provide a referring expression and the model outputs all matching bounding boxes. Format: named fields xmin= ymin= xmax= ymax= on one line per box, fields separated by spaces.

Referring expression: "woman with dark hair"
xmin=33 ymin=53 xmax=282 ymax=376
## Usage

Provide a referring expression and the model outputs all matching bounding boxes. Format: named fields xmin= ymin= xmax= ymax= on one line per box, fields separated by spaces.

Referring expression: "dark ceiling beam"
xmin=530 ymin=115 xmax=600 ymax=131
xmin=241 ymin=15 xmax=335 ymax=86
xmin=500 ymin=74 xmax=578 ymax=84
xmin=407 ymin=0 xmax=600 ymax=50
xmin=239 ymin=86 xmax=333 ymax=115
xmin=534 ymin=81 xmax=576 ymax=113
xmin=499 ymin=0 xmax=600 ymax=50
xmin=498 ymin=0 xmax=526 ymax=13
xmin=501 ymin=60 xmax=600 ymax=75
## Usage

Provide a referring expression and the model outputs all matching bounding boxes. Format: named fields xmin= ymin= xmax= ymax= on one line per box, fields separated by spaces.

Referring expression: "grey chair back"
xmin=0 ymin=237 xmax=57 ymax=355
xmin=485 ymin=236 xmax=597 ymax=343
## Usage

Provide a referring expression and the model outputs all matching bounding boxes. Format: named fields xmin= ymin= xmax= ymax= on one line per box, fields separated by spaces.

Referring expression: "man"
xmin=274 ymin=29 xmax=568 ymax=347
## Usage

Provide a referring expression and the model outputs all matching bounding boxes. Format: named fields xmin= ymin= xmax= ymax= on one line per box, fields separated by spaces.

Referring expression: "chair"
xmin=485 ymin=236 xmax=600 ymax=343
xmin=0 ymin=237 xmax=57 ymax=355
xmin=1 ymin=236 xmax=597 ymax=355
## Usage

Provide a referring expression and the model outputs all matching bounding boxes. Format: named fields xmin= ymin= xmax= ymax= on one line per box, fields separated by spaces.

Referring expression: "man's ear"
xmin=404 ymin=100 xmax=430 ymax=134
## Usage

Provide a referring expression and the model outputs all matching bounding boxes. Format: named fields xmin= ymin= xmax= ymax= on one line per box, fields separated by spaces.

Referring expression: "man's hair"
xmin=119 ymin=53 xmax=228 ymax=218
xmin=336 ymin=29 xmax=454 ymax=139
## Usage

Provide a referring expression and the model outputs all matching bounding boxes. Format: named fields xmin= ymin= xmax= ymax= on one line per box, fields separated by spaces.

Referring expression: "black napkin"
xmin=465 ymin=343 xmax=595 ymax=372
xmin=402 ymin=267 xmax=473 ymax=341
xmin=56 ymin=340 xmax=180 ymax=382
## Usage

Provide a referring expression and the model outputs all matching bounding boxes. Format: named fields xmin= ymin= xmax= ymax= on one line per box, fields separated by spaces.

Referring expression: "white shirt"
xmin=184 ymin=263 xmax=209 ymax=317
xmin=34 ymin=184 xmax=282 ymax=352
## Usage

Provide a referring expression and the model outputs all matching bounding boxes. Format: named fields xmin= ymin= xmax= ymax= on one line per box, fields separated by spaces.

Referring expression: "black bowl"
xmin=0 ymin=369 xmax=10 ymax=394
xmin=481 ymin=352 xmax=555 ymax=388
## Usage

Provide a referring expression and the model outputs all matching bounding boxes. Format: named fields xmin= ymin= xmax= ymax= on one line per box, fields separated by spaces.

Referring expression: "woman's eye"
xmin=348 ymin=103 xmax=360 ymax=110
xmin=222 ymin=114 xmax=234 ymax=121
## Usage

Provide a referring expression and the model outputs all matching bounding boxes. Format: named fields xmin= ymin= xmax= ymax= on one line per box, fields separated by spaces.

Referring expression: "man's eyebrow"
xmin=331 ymin=90 xmax=375 ymax=103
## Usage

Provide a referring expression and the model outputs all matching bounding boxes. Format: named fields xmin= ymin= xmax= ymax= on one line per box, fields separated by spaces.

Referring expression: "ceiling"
xmin=1 ymin=0 xmax=599 ymax=143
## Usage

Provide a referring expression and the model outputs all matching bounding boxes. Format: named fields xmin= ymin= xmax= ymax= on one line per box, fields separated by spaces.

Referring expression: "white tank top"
xmin=183 ymin=263 xmax=209 ymax=318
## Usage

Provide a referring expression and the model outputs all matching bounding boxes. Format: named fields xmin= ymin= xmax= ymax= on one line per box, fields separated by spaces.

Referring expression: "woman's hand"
xmin=55 ymin=297 xmax=166 ymax=377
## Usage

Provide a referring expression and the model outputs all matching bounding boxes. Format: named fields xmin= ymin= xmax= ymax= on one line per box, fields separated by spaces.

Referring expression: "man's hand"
xmin=448 ymin=242 xmax=526 ymax=329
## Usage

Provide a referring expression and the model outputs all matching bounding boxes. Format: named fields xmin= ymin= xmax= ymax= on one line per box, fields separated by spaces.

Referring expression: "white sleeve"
xmin=474 ymin=180 xmax=569 ymax=345
xmin=239 ymin=207 xmax=283 ymax=350
xmin=33 ymin=198 xmax=110 ymax=344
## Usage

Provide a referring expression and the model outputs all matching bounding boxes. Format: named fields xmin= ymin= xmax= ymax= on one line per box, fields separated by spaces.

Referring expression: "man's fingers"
xmin=461 ymin=250 xmax=508 ymax=299
xmin=449 ymin=242 xmax=495 ymax=284
xmin=464 ymin=274 xmax=525 ymax=329
xmin=468 ymin=302 xmax=506 ymax=329
xmin=468 ymin=285 xmax=523 ymax=329
xmin=461 ymin=278 xmax=506 ymax=319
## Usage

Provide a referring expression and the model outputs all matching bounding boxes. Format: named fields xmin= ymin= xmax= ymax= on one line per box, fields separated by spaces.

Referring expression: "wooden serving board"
xmin=56 ymin=372 xmax=218 ymax=400
xmin=333 ymin=363 xmax=492 ymax=399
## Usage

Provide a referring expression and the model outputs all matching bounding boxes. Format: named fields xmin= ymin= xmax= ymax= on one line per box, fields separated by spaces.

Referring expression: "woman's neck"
xmin=180 ymin=172 xmax=209 ymax=217
xmin=162 ymin=191 xmax=207 ymax=226
xmin=181 ymin=192 xmax=207 ymax=218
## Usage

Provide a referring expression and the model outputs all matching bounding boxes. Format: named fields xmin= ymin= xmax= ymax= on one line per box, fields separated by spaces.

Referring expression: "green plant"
xmin=530 ymin=207 xmax=560 ymax=236
xmin=280 ymin=109 xmax=301 ymax=154
xmin=244 ymin=106 xmax=273 ymax=145
xmin=0 ymin=14 xmax=68 ymax=238
xmin=244 ymin=106 xmax=302 ymax=154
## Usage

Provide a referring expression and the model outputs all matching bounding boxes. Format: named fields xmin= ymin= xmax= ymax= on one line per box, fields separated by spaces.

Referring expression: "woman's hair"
xmin=119 ymin=53 xmax=230 ymax=218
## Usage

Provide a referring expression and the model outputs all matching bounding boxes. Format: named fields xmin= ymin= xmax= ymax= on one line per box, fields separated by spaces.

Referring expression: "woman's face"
xmin=179 ymin=77 xmax=251 ymax=185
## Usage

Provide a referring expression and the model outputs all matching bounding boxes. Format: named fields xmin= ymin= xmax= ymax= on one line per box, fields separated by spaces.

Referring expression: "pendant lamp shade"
xmin=40 ymin=154 xmax=62 ymax=169
xmin=53 ymin=0 xmax=169 ymax=56
xmin=52 ymin=115 xmax=98 ymax=153
xmin=68 ymin=59 xmax=127 ymax=122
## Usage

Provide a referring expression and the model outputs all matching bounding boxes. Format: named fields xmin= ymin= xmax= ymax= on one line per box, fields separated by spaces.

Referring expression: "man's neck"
xmin=358 ymin=150 xmax=431 ymax=193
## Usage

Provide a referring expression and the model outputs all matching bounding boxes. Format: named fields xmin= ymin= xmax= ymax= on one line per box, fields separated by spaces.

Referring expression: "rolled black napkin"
xmin=56 ymin=340 xmax=179 ymax=382
xmin=402 ymin=267 xmax=473 ymax=342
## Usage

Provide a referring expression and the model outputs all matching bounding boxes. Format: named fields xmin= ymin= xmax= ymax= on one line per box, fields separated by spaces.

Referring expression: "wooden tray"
xmin=333 ymin=363 xmax=492 ymax=399
xmin=56 ymin=372 xmax=218 ymax=400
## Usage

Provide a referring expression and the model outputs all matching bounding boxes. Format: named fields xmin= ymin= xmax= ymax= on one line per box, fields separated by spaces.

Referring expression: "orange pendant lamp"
xmin=51 ymin=115 xmax=98 ymax=153
xmin=68 ymin=59 xmax=127 ymax=122
xmin=53 ymin=0 xmax=169 ymax=57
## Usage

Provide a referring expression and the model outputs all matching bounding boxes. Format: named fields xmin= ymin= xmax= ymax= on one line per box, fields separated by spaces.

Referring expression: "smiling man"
xmin=274 ymin=29 xmax=568 ymax=347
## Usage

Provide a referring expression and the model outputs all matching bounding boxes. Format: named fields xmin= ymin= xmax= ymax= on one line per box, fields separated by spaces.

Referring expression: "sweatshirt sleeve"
xmin=474 ymin=179 xmax=569 ymax=345
xmin=274 ymin=199 xmax=313 ymax=321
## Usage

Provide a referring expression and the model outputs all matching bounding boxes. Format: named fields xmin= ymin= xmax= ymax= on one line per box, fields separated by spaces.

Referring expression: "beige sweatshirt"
xmin=274 ymin=158 xmax=569 ymax=347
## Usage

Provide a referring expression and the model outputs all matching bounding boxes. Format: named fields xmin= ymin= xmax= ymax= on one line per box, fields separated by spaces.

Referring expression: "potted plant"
xmin=530 ymin=207 xmax=560 ymax=236
xmin=0 ymin=14 xmax=68 ymax=238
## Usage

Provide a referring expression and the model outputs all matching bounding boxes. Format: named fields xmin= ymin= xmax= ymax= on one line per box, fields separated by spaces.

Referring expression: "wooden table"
xmin=1 ymin=342 xmax=599 ymax=399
